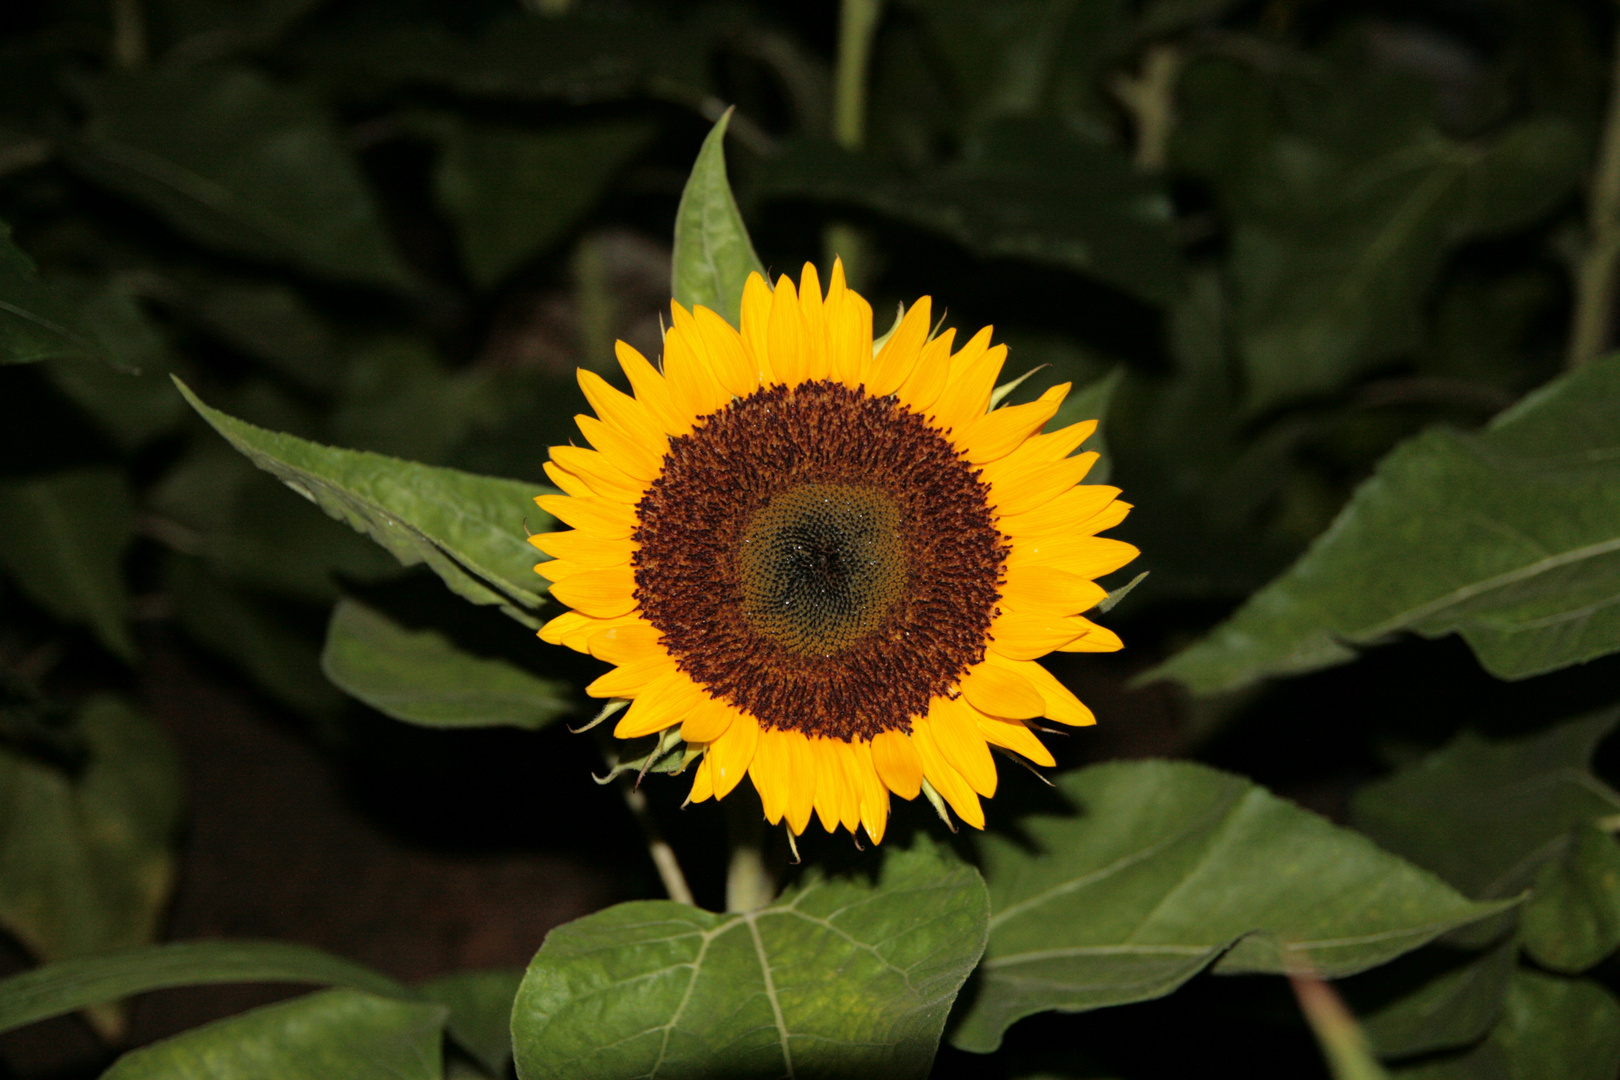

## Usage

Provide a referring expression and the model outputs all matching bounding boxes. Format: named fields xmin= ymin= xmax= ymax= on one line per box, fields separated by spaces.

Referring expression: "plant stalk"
xmin=825 ymin=0 xmax=884 ymax=290
xmin=1287 ymin=958 xmax=1390 ymax=1080
xmin=724 ymin=788 xmax=775 ymax=912
xmin=619 ymin=781 xmax=695 ymax=906
xmin=1568 ymin=22 xmax=1620 ymax=368
xmin=110 ymin=0 xmax=147 ymax=69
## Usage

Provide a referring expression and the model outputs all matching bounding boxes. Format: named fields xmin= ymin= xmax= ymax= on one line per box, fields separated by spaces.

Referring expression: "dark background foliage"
xmin=1 ymin=0 xmax=1618 ymax=1076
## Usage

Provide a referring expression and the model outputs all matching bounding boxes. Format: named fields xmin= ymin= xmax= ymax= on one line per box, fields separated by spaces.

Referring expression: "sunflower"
xmin=531 ymin=261 xmax=1137 ymax=844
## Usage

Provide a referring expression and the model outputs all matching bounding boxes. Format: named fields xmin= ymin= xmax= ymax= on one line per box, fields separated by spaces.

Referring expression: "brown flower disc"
xmin=632 ymin=381 xmax=1007 ymax=741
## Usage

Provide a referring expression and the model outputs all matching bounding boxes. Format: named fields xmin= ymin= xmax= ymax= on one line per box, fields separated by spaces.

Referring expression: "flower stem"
xmin=110 ymin=0 xmax=147 ymax=69
xmin=1287 ymin=956 xmax=1390 ymax=1080
xmin=619 ymin=781 xmax=695 ymax=906
xmin=1568 ymin=22 xmax=1620 ymax=368
xmin=825 ymin=0 xmax=884 ymax=290
xmin=725 ymin=788 xmax=775 ymax=912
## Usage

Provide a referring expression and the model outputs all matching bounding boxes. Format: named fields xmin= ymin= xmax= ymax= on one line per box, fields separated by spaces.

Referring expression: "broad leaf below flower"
xmin=952 ymin=760 xmax=1512 ymax=1052
xmin=510 ymin=839 xmax=987 ymax=1080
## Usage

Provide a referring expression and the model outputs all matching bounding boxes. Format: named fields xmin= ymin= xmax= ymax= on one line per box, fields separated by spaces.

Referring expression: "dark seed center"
xmin=738 ymin=484 xmax=905 ymax=656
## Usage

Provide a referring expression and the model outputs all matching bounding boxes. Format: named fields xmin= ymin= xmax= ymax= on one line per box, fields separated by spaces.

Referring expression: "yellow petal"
xmin=995 ymin=656 xmax=1095 ymax=726
xmin=538 ymin=609 xmax=596 ymax=653
xmin=911 ymin=720 xmax=985 ymax=829
xmin=740 ymin=272 xmax=774 ymax=382
xmin=1000 ymin=564 xmax=1108 ymax=616
xmin=528 ymin=529 xmax=635 ymax=569
xmin=577 ymin=368 xmax=667 ymax=451
xmin=797 ymin=263 xmax=830 ymax=382
xmin=535 ymin=494 xmax=637 ymax=539
xmin=833 ymin=741 xmax=862 ymax=834
xmin=665 ymin=302 xmax=732 ymax=416
xmin=957 ymin=660 xmax=1044 ymax=719
xmin=750 ymin=726 xmax=790 ymax=824
xmin=542 ymin=460 xmax=593 ymax=498
xmin=931 ymin=329 xmax=1006 ymax=432
xmin=533 ymin=558 xmax=580 ymax=583
xmin=893 ymin=328 xmax=957 ymax=416
xmin=549 ymin=563 xmax=638 ymax=619
xmin=811 ymin=738 xmax=842 ymax=833
xmin=988 ymin=611 xmax=1091 ymax=660
xmin=870 ymin=727 xmax=923 ymax=799
xmin=972 ymin=711 xmax=1057 ymax=767
xmin=575 ymin=414 xmax=663 ymax=482
xmin=998 ymin=485 xmax=1121 ymax=536
xmin=687 ymin=755 xmax=714 ymax=803
xmin=783 ymin=728 xmax=816 ymax=835
xmin=613 ymin=670 xmax=705 ymax=738
xmin=1054 ymin=616 xmax=1125 ymax=652
xmin=711 ymin=709 xmax=759 ymax=798
xmin=616 ymin=339 xmax=694 ymax=436
xmin=586 ymin=651 xmax=676 ymax=698
xmin=1005 ymin=535 xmax=1140 ymax=579
xmin=681 ymin=692 xmax=735 ymax=744
xmin=694 ymin=304 xmax=759 ymax=397
xmin=851 ymin=740 xmax=890 ymax=844
xmin=823 ymin=257 xmax=872 ymax=387
xmin=927 ymin=697 xmax=998 ymax=798
xmin=960 ymin=384 xmax=1067 ymax=464
xmin=548 ymin=445 xmax=646 ymax=503
xmin=866 ymin=295 xmax=932 ymax=397
xmin=767 ymin=273 xmax=805 ymax=386
xmin=983 ymin=452 xmax=1100 ymax=517
xmin=586 ymin=618 xmax=661 ymax=664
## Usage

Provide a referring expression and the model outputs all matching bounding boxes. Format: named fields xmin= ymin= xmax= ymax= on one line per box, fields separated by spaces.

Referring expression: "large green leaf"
xmin=434 ymin=117 xmax=653 ymax=290
xmin=0 ymin=939 xmax=410 ymax=1036
xmin=762 ymin=119 xmax=1181 ymax=307
xmin=67 ymin=65 xmax=411 ymax=290
xmin=420 ymin=969 xmax=524 ymax=1078
xmin=671 ymin=110 xmax=766 ymax=329
xmin=321 ymin=599 xmax=572 ymax=730
xmin=1153 ymin=355 xmax=1620 ymax=692
xmin=1392 ymin=970 xmax=1620 ymax=1080
xmin=0 ymin=226 xmax=112 ymax=366
xmin=0 ymin=468 xmax=137 ymax=660
xmin=952 ymin=760 xmax=1511 ymax=1052
xmin=0 ymin=697 xmax=180 ymax=979
xmin=511 ymin=839 xmax=987 ymax=1080
xmin=1349 ymin=937 xmax=1517 ymax=1059
xmin=175 ymin=378 xmax=550 ymax=623
xmin=101 ymin=988 xmax=447 ymax=1080
xmin=1353 ymin=711 xmax=1620 ymax=967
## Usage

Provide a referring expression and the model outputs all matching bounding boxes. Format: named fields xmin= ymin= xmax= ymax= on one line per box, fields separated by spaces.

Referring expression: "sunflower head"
xmin=531 ymin=262 xmax=1137 ymax=843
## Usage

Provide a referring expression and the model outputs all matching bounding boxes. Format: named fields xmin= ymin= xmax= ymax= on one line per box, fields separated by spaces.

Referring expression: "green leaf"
xmin=1152 ymin=355 xmax=1620 ymax=693
xmin=1392 ymin=970 xmax=1620 ymax=1080
xmin=671 ymin=109 xmax=766 ymax=329
xmin=1350 ymin=937 xmax=1517 ymax=1059
xmin=420 ymin=969 xmax=524 ymax=1077
xmin=952 ymin=760 xmax=1512 ymax=1053
xmin=0 ymin=939 xmax=411 ymax=1036
xmin=321 ymin=599 xmax=571 ymax=730
xmin=762 ymin=120 xmax=1182 ymax=307
xmin=0 ymin=697 xmax=181 ymax=978
xmin=0 ymin=468 xmax=137 ymax=660
xmin=1523 ymin=822 xmax=1620 ymax=973
xmin=101 ymin=988 xmax=447 ymax=1080
xmin=174 ymin=377 xmax=549 ymax=623
xmin=1351 ymin=711 xmax=1620 ymax=905
xmin=511 ymin=839 xmax=988 ymax=1080
xmin=434 ymin=118 xmax=653 ymax=289
xmin=0 ymin=228 xmax=115 ymax=366
xmin=187 ymin=279 xmax=338 ymax=392
xmin=67 ymin=65 xmax=412 ymax=290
